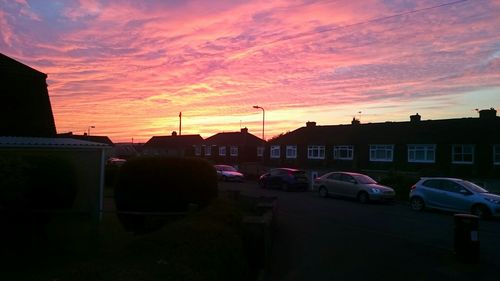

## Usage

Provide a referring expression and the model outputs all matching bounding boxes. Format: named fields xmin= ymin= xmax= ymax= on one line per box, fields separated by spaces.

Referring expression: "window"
xmin=327 ymin=173 xmax=342 ymax=180
xmin=423 ymin=179 xmax=466 ymax=194
xmin=257 ymin=146 xmax=265 ymax=157
xmin=369 ymin=145 xmax=393 ymax=162
xmin=194 ymin=145 xmax=201 ymax=156
xmin=494 ymin=145 xmax=500 ymax=165
xmin=334 ymin=145 xmax=353 ymax=160
xmin=230 ymin=146 xmax=238 ymax=156
xmin=219 ymin=146 xmax=226 ymax=156
xmin=408 ymin=144 xmax=435 ymax=163
xmin=204 ymin=145 xmax=211 ymax=156
xmin=340 ymin=174 xmax=356 ymax=184
xmin=422 ymin=179 xmax=440 ymax=189
xmin=452 ymin=144 xmax=474 ymax=164
xmin=286 ymin=145 xmax=297 ymax=159
xmin=308 ymin=145 xmax=325 ymax=159
xmin=270 ymin=145 xmax=280 ymax=159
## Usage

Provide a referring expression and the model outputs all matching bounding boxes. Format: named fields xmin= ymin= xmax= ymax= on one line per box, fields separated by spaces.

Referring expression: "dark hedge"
xmin=114 ymin=156 xmax=218 ymax=233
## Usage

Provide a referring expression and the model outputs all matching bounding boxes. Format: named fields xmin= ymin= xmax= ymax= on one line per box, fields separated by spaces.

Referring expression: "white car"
xmin=314 ymin=171 xmax=395 ymax=203
xmin=214 ymin=165 xmax=244 ymax=182
xmin=409 ymin=177 xmax=500 ymax=218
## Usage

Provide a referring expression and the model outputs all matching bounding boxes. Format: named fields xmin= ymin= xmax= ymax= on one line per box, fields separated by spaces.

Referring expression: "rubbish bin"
xmin=454 ymin=214 xmax=479 ymax=263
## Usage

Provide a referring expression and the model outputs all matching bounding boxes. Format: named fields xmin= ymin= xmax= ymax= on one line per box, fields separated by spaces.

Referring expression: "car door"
xmin=267 ymin=169 xmax=281 ymax=188
xmin=340 ymin=174 xmax=358 ymax=198
xmin=325 ymin=173 xmax=343 ymax=196
xmin=266 ymin=170 xmax=279 ymax=187
xmin=435 ymin=180 xmax=472 ymax=212
xmin=420 ymin=179 xmax=448 ymax=208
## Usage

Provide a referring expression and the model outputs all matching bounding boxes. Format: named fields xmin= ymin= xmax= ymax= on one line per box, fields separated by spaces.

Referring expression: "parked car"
xmin=258 ymin=168 xmax=309 ymax=191
xmin=107 ymin=157 xmax=127 ymax=166
xmin=214 ymin=165 xmax=244 ymax=182
xmin=314 ymin=171 xmax=395 ymax=203
xmin=409 ymin=177 xmax=500 ymax=218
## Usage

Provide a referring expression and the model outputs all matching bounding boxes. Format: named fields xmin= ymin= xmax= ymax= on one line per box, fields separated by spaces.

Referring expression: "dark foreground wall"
xmin=1 ymin=53 xmax=56 ymax=137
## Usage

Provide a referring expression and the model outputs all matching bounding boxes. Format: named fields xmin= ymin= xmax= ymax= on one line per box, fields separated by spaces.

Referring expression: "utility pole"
xmin=179 ymin=112 xmax=182 ymax=135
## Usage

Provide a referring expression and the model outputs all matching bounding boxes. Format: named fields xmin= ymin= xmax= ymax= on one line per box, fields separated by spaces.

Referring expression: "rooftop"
xmin=0 ymin=137 xmax=111 ymax=148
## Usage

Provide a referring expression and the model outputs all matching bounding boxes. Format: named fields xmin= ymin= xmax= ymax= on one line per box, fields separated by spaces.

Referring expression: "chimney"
xmin=172 ymin=131 xmax=178 ymax=136
xmin=410 ymin=113 xmax=421 ymax=123
xmin=351 ymin=118 xmax=360 ymax=125
xmin=241 ymin=127 xmax=248 ymax=133
xmin=306 ymin=121 xmax=316 ymax=128
xmin=479 ymin=108 xmax=497 ymax=120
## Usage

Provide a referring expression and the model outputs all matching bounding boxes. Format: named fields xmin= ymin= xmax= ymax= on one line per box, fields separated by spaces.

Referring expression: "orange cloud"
xmin=1 ymin=0 xmax=499 ymax=142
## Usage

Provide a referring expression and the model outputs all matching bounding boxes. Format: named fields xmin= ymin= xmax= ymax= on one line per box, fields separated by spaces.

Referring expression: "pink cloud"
xmin=2 ymin=0 xmax=500 ymax=142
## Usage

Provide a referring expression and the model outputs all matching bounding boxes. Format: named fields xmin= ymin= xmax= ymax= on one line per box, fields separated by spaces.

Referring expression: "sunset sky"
xmin=1 ymin=0 xmax=499 ymax=142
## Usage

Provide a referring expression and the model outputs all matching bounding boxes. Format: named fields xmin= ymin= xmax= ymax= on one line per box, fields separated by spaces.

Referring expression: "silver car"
xmin=314 ymin=171 xmax=395 ymax=203
xmin=214 ymin=165 xmax=244 ymax=182
xmin=409 ymin=177 xmax=500 ymax=218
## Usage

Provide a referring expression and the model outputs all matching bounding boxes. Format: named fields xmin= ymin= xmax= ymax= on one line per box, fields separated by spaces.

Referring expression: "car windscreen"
xmin=353 ymin=174 xmax=377 ymax=184
xmin=217 ymin=166 xmax=236 ymax=171
xmin=461 ymin=181 xmax=488 ymax=193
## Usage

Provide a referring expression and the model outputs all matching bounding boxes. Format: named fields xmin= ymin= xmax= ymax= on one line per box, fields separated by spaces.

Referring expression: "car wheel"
xmin=410 ymin=197 xmax=425 ymax=211
xmin=471 ymin=204 xmax=490 ymax=219
xmin=281 ymin=183 xmax=290 ymax=191
xmin=319 ymin=187 xmax=328 ymax=198
xmin=222 ymin=176 xmax=227 ymax=182
xmin=357 ymin=191 xmax=369 ymax=203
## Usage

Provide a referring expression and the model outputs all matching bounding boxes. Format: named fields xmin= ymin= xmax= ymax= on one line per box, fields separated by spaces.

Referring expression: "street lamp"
xmin=253 ymin=105 xmax=265 ymax=140
xmin=87 ymin=125 xmax=95 ymax=136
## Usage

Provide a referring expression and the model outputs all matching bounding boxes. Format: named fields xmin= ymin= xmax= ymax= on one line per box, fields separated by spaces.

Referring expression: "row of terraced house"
xmin=139 ymin=109 xmax=500 ymax=182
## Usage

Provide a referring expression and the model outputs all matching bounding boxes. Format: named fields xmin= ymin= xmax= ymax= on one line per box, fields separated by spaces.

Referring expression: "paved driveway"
xmin=220 ymin=181 xmax=500 ymax=281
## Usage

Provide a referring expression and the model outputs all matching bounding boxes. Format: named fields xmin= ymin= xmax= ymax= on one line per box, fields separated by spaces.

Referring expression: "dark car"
xmin=258 ymin=168 xmax=309 ymax=191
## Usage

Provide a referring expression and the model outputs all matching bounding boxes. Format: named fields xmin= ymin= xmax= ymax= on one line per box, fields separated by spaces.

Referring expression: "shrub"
xmin=125 ymin=198 xmax=249 ymax=281
xmin=379 ymin=172 xmax=419 ymax=202
xmin=114 ymin=156 xmax=218 ymax=233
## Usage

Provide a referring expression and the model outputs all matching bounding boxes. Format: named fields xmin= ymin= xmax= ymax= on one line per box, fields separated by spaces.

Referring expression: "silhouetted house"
xmin=1 ymin=53 xmax=56 ymax=137
xmin=143 ymin=132 xmax=203 ymax=157
xmin=268 ymin=110 xmax=500 ymax=179
xmin=112 ymin=142 xmax=141 ymax=159
xmin=203 ymin=128 xmax=266 ymax=165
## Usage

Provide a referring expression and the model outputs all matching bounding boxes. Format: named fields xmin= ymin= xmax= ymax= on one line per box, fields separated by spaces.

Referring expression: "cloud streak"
xmin=1 ymin=0 xmax=499 ymax=141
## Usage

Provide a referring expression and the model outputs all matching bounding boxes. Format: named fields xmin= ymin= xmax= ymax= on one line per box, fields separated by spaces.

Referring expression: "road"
xmin=220 ymin=181 xmax=500 ymax=281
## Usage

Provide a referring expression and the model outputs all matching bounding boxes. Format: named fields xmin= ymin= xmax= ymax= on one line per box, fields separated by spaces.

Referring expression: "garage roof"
xmin=0 ymin=136 xmax=110 ymax=149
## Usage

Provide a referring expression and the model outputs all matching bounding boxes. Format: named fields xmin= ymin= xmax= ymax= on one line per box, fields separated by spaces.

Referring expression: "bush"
xmin=114 ymin=156 xmax=218 ymax=233
xmin=125 ymin=198 xmax=249 ymax=281
xmin=379 ymin=172 xmax=419 ymax=202
xmin=1 ymin=199 xmax=250 ymax=281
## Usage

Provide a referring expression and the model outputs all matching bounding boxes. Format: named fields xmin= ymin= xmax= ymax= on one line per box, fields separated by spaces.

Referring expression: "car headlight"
xmin=484 ymin=197 xmax=500 ymax=204
xmin=370 ymin=188 xmax=381 ymax=193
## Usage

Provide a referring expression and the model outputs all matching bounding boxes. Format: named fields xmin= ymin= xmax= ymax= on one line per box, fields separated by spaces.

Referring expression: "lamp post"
xmin=253 ymin=105 xmax=265 ymax=140
xmin=87 ymin=125 xmax=95 ymax=136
